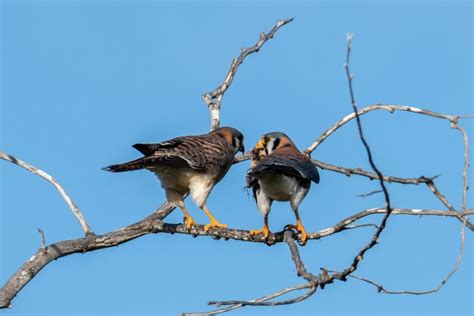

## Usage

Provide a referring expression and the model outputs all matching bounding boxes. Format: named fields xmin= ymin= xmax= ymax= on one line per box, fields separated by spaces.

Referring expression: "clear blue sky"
xmin=1 ymin=1 xmax=472 ymax=315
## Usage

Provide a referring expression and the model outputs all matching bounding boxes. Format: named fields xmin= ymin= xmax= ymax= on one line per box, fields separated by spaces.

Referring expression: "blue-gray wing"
xmin=248 ymin=151 xmax=320 ymax=184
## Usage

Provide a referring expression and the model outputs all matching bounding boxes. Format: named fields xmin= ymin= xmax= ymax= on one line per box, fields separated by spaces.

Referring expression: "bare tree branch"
xmin=37 ymin=228 xmax=46 ymax=253
xmin=450 ymin=120 xmax=470 ymax=210
xmin=2 ymin=205 xmax=469 ymax=308
xmin=304 ymin=104 xmax=472 ymax=155
xmin=425 ymin=179 xmax=473 ymax=230
xmin=202 ymin=17 xmax=294 ymax=130
xmin=284 ymin=230 xmax=318 ymax=282
xmin=329 ymin=217 xmax=468 ymax=295
xmin=200 ymin=212 xmax=471 ymax=315
xmin=188 ymin=283 xmax=313 ymax=315
xmin=0 ymin=151 xmax=93 ymax=236
xmin=331 ymin=33 xmax=393 ymax=281
xmin=201 ymin=33 xmax=472 ymax=315
xmin=302 ymin=102 xmax=473 ymax=225
xmin=2 ymin=19 xmax=471 ymax=315
xmin=357 ymin=190 xmax=383 ymax=198
xmin=208 ymin=285 xmax=317 ymax=308
xmin=0 ymin=202 xmax=176 ymax=308
xmin=312 ymin=159 xmax=435 ymax=184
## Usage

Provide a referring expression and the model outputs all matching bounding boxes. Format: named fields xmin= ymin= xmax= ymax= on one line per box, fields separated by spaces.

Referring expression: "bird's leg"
xmin=287 ymin=208 xmax=308 ymax=246
xmin=201 ymin=204 xmax=228 ymax=231
xmin=178 ymin=202 xmax=198 ymax=229
xmin=250 ymin=213 xmax=271 ymax=240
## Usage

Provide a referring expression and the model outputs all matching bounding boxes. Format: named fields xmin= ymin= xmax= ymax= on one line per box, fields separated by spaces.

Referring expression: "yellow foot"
xmin=204 ymin=221 xmax=228 ymax=231
xmin=184 ymin=216 xmax=198 ymax=229
xmin=287 ymin=223 xmax=308 ymax=246
xmin=250 ymin=226 xmax=270 ymax=240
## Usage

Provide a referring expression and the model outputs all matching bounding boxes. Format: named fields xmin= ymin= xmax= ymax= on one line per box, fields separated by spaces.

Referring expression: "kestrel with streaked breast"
xmin=247 ymin=132 xmax=319 ymax=245
xmin=104 ymin=127 xmax=244 ymax=230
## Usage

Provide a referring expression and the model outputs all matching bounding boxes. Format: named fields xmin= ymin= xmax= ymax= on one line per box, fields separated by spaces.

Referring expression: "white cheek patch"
xmin=266 ymin=139 xmax=275 ymax=155
xmin=234 ymin=137 xmax=241 ymax=153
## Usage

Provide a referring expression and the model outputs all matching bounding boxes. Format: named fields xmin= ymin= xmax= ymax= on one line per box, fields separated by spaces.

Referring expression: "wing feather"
xmin=248 ymin=151 xmax=320 ymax=184
xmin=132 ymin=138 xmax=184 ymax=156
xmin=131 ymin=135 xmax=233 ymax=171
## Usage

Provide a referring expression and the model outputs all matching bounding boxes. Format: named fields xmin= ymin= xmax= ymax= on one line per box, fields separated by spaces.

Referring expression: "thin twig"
xmin=330 ymin=217 xmax=468 ymax=295
xmin=313 ymin=159 xmax=436 ymax=184
xmin=450 ymin=120 xmax=470 ymax=210
xmin=37 ymin=228 xmax=46 ymax=252
xmin=185 ymin=283 xmax=312 ymax=315
xmin=202 ymin=17 xmax=294 ymax=130
xmin=345 ymin=223 xmax=379 ymax=230
xmin=302 ymin=102 xmax=472 ymax=226
xmin=0 ymin=151 xmax=93 ymax=236
xmin=357 ymin=190 xmax=383 ymax=198
xmin=304 ymin=104 xmax=470 ymax=155
xmin=426 ymin=180 xmax=473 ymax=230
xmin=333 ymin=33 xmax=393 ymax=281
xmin=208 ymin=286 xmax=317 ymax=307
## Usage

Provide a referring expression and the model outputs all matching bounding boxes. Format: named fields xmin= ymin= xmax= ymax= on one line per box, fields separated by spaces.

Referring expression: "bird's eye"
xmin=263 ymin=136 xmax=270 ymax=144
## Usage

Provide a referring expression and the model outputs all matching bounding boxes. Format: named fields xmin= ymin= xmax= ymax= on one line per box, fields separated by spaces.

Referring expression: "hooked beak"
xmin=239 ymin=143 xmax=245 ymax=154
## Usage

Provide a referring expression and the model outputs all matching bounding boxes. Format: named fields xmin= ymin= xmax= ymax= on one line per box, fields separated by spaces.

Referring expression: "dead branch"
xmin=36 ymin=228 xmax=46 ymax=252
xmin=202 ymin=17 xmax=294 ymax=130
xmin=199 ymin=32 xmax=472 ymax=316
xmin=208 ymin=286 xmax=317 ymax=308
xmin=193 ymin=283 xmax=313 ymax=315
xmin=329 ymin=217 xmax=467 ymax=295
xmin=2 ymin=203 xmax=470 ymax=309
xmin=0 ymin=202 xmax=175 ymax=308
xmin=357 ymin=190 xmax=383 ymax=198
xmin=284 ymin=230 xmax=318 ymax=282
xmin=313 ymin=159 xmax=434 ymax=184
xmin=302 ymin=103 xmax=473 ymax=229
xmin=1 ymin=19 xmax=471 ymax=316
xmin=205 ymin=233 xmax=319 ymax=313
xmin=304 ymin=104 xmax=472 ymax=155
xmin=450 ymin=120 xmax=470 ymax=210
xmin=0 ymin=151 xmax=93 ymax=236
xmin=326 ymin=33 xmax=393 ymax=285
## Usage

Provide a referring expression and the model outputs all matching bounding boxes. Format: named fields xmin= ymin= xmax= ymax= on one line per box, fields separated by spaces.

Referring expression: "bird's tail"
xmin=103 ymin=158 xmax=147 ymax=172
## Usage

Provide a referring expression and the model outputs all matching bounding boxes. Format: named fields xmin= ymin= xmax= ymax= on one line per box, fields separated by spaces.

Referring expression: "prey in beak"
xmin=252 ymin=138 xmax=267 ymax=160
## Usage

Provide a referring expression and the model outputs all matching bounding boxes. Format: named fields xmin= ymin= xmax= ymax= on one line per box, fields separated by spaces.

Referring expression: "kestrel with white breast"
xmin=104 ymin=127 xmax=244 ymax=230
xmin=247 ymin=132 xmax=319 ymax=245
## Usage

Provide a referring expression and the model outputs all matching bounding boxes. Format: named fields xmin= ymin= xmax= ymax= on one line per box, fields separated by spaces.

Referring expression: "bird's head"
xmin=213 ymin=126 xmax=245 ymax=154
xmin=252 ymin=132 xmax=296 ymax=159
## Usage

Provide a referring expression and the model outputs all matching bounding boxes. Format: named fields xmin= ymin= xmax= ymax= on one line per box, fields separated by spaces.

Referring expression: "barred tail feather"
xmin=103 ymin=158 xmax=147 ymax=172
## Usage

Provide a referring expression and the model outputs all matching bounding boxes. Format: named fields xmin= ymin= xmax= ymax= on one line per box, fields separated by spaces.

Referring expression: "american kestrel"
xmin=247 ymin=132 xmax=319 ymax=245
xmin=104 ymin=127 xmax=244 ymax=230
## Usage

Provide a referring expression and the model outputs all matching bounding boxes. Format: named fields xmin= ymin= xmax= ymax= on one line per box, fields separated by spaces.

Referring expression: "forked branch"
xmin=1 ymin=19 xmax=471 ymax=316
xmin=202 ymin=17 xmax=294 ymax=130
